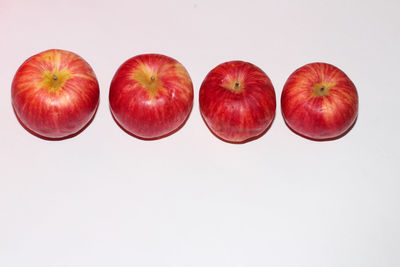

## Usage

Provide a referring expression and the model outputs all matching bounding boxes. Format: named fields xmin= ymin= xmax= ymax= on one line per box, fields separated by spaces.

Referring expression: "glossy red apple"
xmin=281 ymin=62 xmax=358 ymax=140
xmin=12 ymin=49 xmax=100 ymax=139
xmin=199 ymin=61 xmax=276 ymax=143
xmin=109 ymin=54 xmax=193 ymax=139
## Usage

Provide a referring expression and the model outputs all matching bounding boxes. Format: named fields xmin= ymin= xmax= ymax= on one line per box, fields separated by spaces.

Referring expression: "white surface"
xmin=1 ymin=0 xmax=399 ymax=266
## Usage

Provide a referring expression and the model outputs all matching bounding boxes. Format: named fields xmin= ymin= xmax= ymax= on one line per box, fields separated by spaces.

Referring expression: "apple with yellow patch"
xmin=11 ymin=49 xmax=100 ymax=139
xmin=109 ymin=54 xmax=193 ymax=139
xmin=281 ymin=62 xmax=358 ymax=140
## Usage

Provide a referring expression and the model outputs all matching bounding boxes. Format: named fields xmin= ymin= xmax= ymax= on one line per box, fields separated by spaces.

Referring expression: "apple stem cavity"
xmin=150 ymin=75 xmax=156 ymax=82
xmin=233 ymin=81 xmax=240 ymax=91
xmin=313 ymin=83 xmax=332 ymax=97
xmin=52 ymin=74 xmax=58 ymax=81
xmin=316 ymin=86 xmax=326 ymax=96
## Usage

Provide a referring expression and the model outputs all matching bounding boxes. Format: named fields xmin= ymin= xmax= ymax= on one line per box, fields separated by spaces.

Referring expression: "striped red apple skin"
xmin=11 ymin=49 xmax=100 ymax=139
xmin=281 ymin=62 xmax=358 ymax=140
xmin=109 ymin=54 xmax=193 ymax=139
xmin=199 ymin=61 xmax=276 ymax=143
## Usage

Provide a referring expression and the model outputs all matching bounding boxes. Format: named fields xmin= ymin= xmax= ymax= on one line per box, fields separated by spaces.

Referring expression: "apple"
xmin=199 ymin=61 xmax=276 ymax=143
xmin=11 ymin=49 xmax=100 ymax=139
xmin=281 ymin=62 xmax=358 ymax=140
xmin=109 ymin=54 xmax=193 ymax=139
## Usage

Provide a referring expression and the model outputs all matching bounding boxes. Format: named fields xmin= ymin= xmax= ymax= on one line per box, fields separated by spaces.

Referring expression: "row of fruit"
xmin=11 ymin=49 xmax=358 ymax=143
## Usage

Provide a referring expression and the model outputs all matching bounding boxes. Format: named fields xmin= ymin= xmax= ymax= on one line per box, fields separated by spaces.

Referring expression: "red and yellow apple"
xmin=199 ymin=61 xmax=276 ymax=143
xmin=109 ymin=54 xmax=193 ymax=139
xmin=11 ymin=49 xmax=100 ymax=139
xmin=281 ymin=62 xmax=358 ymax=140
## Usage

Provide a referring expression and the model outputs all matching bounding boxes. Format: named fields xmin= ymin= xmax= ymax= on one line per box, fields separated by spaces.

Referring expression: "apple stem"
xmin=320 ymin=86 xmax=325 ymax=92
xmin=150 ymin=75 xmax=155 ymax=82
xmin=234 ymin=81 xmax=240 ymax=90
xmin=52 ymin=74 xmax=58 ymax=81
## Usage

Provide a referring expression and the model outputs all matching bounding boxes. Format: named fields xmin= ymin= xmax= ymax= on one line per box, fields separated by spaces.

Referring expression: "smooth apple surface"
xmin=11 ymin=49 xmax=100 ymax=139
xmin=199 ymin=61 xmax=276 ymax=143
xmin=109 ymin=54 xmax=193 ymax=139
xmin=281 ymin=62 xmax=358 ymax=140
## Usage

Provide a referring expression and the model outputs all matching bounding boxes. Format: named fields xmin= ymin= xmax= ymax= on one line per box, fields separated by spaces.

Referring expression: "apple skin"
xmin=199 ymin=61 xmax=276 ymax=143
xmin=281 ymin=62 xmax=358 ymax=140
xmin=109 ymin=54 xmax=194 ymax=139
xmin=11 ymin=49 xmax=100 ymax=139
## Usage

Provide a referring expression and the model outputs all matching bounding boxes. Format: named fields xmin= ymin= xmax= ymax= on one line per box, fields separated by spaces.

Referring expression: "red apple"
xmin=281 ymin=62 xmax=358 ymax=140
xmin=199 ymin=61 xmax=276 ymax=143
xmin=12 ymin=49 xmax=100 ymax=139
xmin=109 ymin=54 xmax=193 ymax=139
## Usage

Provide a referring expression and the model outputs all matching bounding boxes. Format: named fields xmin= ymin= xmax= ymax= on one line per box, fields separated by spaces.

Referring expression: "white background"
xmin=1 ymin=0 xmax=399 ymax=266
